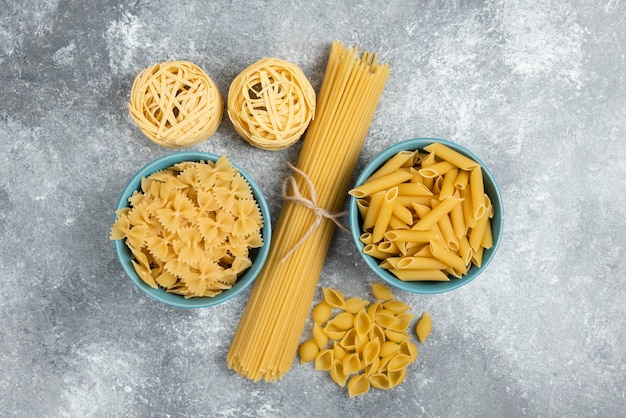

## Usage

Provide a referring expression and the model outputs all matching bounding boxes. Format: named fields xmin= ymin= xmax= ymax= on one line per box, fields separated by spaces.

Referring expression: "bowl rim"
xmin=349 ymin=137 xmax=503 ymax=294
xmin=113 ymin=151 xmax=272 ymax=308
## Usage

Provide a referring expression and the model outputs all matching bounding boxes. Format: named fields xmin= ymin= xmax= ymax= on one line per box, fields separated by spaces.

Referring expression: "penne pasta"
xmin=384 ymin=229 xmax=437 ymax=244
xmin=352 ymin=141 xmax=495 ymax=285
xmin=389 ymin=269 xmax=450 ymax=281
xmin=429 ymin=241 xmax=467 ymax=274
xmin=454 ymin=169 xmax=470 ymax=190
xmin=412 ymin=197 xmax=463 ymax=231
xmin=439 ymin=168 xmax=458 ymax=200
xmin=385 ymin=256 xmax=449 ymax=270
xmin=469 ymin=166 xmax=486 ymax=221
xmin=371 ymin=187 xmax=398 ymax=242
xmin=418 ymin=161 xmax=456 ymax=179
xmin=366 ymin=150 xmax=415 ymax=182
xmin=396 ymin=182 xmax=433 ymax=196
xmin=423 ymin=142 xmax=480 ymax=170
xmin=349 ymin=171 xmax=413 ymax=198
xmin=363 ymin=190 xmax=386 ymax=231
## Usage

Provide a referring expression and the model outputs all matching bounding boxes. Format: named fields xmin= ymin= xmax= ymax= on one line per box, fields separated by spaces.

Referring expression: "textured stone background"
xmin=1 ymin=0 xmax=625 ymax=416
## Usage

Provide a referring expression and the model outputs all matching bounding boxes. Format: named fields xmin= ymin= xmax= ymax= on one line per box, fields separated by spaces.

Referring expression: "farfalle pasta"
xmin=299 ymin=283 xmax=431 ymax=397
xmin=110 ymin=156 xmax=263 ymax=298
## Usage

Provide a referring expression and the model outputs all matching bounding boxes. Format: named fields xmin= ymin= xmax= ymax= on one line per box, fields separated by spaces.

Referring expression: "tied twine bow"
xmin=280 ymin=162 xmax=350 ymax=263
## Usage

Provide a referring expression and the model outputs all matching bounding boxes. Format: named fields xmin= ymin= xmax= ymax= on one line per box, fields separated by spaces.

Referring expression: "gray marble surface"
xmin=1 ymin=0 xmax=625 ymax=417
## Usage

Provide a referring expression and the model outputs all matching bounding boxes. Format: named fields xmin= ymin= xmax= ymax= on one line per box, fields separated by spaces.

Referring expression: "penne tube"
xmin=356 ymin=198 xmax=370 ymax=220
xmin=470 ymin=167 xmax=486 ymax=220
xmin=445 ymin=266 xmax=464 ymax=279
xmin=450 ymin=194 xmax=467 ymax=239
xmin=418 ymin=161 xmax=456 ymax=179
xmin=420 ymin=152 xmax=435 ymax=190
xmin=378 ymin=259 xmax=393 ymax=269
xmin=366 ymin=150 xmax=415 ymax=182
xmin=360 ymin=232 xmax=373 ymax=245
xmin=472 ymin=246 xmax=484 ymax=267
xmin=412 ymin=197 xmax=463 ymax=231
xmin=469 ymin=199 xmax=491 ymax=251
xmin=408 ymin=167 xmax=424 ymax=184
xmin=396 ymin=182 xmax=433 ymax=196
xmin=398 ymin=195 xmax=436 ymax=207
xmin=409 ymin=244 xmax=431 ymax=257
xmin=363 ymin=190 xmax=385 ymax=231
xmin=378 ymin=240 xmax=400 ymax=255
xmin=388 ymin=215 xmax=410 ymax=230
xmin=454 ymin=169 xmax=470 ymax=190
xmin=458 ymin=235 xmax=473 ymax=266
xmin=390 ymin=269 xmax=450 ymax=282
xmin=481 ymin=217 xmax=493 ymax=249
xmin=423 ymin=142 xmax=480 ymax=170
xmin=371 ymin=187 xmax=398 ymax=243
xmin=349 ymin=171 xmax=412 ymax=198
xmin=437 ymin=212 xmax=459 ymax=252
xmin=363 ymin=243 xmax=389 ymax=259
xmin=439 ymin=168 xmax=458 ymax=200
xmin=384 ymin=229 xmax=437 ymax=243
xmin=429 ymin=240 xmax=467 ymax=274
xmin=386 ymin=256 xmax=449 ymax=270
xmin=394 ymin=240 xmax=408 ymax=255
xmin=460 ymin=187 xmax=478 ymax=228
xmin=392 ymin=202 xmax=414 ymax=225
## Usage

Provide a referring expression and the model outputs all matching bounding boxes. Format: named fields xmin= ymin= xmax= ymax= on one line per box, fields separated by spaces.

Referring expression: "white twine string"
xmin=280 ymin=162 xmax=350 ymax=263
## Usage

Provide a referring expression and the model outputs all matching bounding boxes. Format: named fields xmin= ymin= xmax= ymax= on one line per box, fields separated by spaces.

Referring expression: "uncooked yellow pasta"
xmin=227 ymin=42 xmax=390 ymax=382
xmin=371 ymin=187 xmax=398 ymax=243
xmin=110 ymin=156 xmax=263 ymax=297
xmin=348 ymin=171 xmax=412 ymax=198
xmin=418 ymin=161 xmax=456 ymax=179
xmin=366 ymin=150 xmax=415 ymax=182
xmin=423 ymin=142 xmax=480 ymax=170
xmin=128 ymin=61 xmax=223 ymax=148
xmin=300 ymin=284 xmax=431 ymax=396
xmin=349 ymin=143 xmax=494 ymax=282
xmin=227 ymin=57 xmax=316 ymax=150
xmin=470 ymin=166 xmax=487 ymax=221
xmin=415 ymin=312 xmax=432 ymax=342
xmin=362 ymin=191 xmax=386 ymax=231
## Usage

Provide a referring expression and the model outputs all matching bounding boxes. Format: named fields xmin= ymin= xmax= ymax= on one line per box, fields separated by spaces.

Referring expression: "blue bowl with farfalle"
xmin=111 ymin=151 xmax=272 ymax=307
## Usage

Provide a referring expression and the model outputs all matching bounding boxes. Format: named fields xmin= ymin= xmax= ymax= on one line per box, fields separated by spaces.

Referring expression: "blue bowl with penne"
xmin=110 ymin=151 xmax=272 ymax=307
xmin=348 ymin=138 xmax=503 ymax=294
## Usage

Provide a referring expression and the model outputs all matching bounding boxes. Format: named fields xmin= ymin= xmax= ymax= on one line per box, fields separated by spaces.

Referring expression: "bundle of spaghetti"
xmin=228 ymin=57 xmax=316 ymax=150
xmin=128 ymin=61 xmax=223 ymax=148
xmin=227 ymin=41 xmax=390 ymax=382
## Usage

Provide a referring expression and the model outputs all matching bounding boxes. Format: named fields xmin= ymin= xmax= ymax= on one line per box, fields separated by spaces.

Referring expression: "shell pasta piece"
xmin=299 ymin=285 xmax=431 ymax=396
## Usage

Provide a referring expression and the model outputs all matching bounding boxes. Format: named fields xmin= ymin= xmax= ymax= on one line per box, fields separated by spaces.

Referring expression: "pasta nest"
xmin=227 ymin=57 xmax=316 ymax=151
xmin=129 ymin=61 xmax=224 ymax=148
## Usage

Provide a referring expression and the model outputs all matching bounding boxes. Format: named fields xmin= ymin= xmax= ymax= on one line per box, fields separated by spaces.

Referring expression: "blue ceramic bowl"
xmin=349 ymin=138 xmax=503 ymax=294
xmin=113 ymin=151 xmax=272 ymax=307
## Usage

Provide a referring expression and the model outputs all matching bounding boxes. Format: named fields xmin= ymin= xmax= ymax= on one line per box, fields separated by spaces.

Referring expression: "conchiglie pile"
xmin=299 ymin=283 xmax=432 ymax=397
xmin=227 ymin=57 xmax=316 ymax=150
xmin=109 ymin=156 xmax=264 ymax=298
xmin=129 ymin=61 xmax=224 ymax=148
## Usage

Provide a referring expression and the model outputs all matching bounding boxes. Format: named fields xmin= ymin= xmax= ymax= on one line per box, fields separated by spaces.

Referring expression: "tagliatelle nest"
xmin=227 ymin=57 xmax=315 ymax=151
xmin=129 ymin=61 xmax=223 ymax=148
